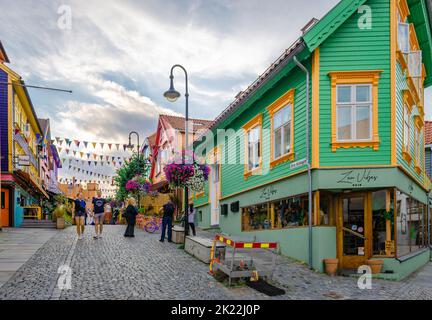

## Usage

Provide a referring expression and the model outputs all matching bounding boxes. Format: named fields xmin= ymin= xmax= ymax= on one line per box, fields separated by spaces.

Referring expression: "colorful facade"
xmin=194 ymin=0 xmax=432 ymax=279
xmin=0 ymin=41 xmax=50 ymax=227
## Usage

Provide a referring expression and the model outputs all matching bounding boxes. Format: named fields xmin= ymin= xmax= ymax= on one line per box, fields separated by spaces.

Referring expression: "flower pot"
xmin=324 ymin=258 xmax=339 ymax=276
xmin=56 ymin=217 xmax=65 ymax=229
xmin=367 ymin=259 xmax=384 ymax=274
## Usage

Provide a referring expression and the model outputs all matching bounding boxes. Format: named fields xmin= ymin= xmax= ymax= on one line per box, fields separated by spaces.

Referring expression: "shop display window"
xmin=396 ymin=190 xmax=428 ymax=257
xmin=319 ymin=192 xmax=336 ymax=226
xmin=372 ymin=190 xmax=395 ymax=256
xmin=241 ymin=194 xmax=309 ymax=231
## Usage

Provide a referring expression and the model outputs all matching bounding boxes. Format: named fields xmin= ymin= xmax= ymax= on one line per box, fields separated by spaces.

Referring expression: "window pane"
xmin=398 ymin=22 xmax=410 ymax=53
xmin=356 ymin=85 xmax=371 ymax=102
xmin=274 ymin=111 xmax=283 ymax=129
xmin=337 ymin=106 xmax=352 ymax=140
xmin=337 ymin=86 xmax=351 ymax=103
xmin=356 ymin=105 xmax=371 ymax=140
xmin=274 ymin=128 xmax=282 ymax=158
xmin=283 ymin=123 xmax=291 ymax=154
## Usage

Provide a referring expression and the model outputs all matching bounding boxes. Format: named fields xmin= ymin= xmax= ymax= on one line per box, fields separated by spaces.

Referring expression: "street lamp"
xmin=164 ymin=64 xmax=189 ymax=238
xmin=127 ymin=131 xmax=140 ymax=158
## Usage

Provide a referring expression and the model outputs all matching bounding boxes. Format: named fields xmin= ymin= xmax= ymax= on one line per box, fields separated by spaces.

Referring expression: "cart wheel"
xmin=144 ymin=222 xmax=156 ymax=233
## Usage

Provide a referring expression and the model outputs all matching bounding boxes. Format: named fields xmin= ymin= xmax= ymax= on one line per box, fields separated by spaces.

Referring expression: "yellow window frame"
xmin=328 ymin=70 xmax=382 ymax=152
xmin=242 ymin=114 xmax=263 ymax=179
xmin=397 ymin=0 xmax=410 ymax=22
xmin=267 ymin=88 xmax=295 ymax=169
xmin=413 ymin=115 xmax=423 ymax=174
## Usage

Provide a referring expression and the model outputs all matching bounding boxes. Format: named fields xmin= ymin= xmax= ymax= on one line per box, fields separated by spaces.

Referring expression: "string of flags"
xmin=53 ymin=137 xmax=134 ymax=152
xmin=57 ymin=148 xmax=131 ymax=162
xmin=64 ymin=164 xmax=114 ymax=179
xmin=60 ymin=156 xmax=125 ymax=167
xmin=58 ymin=178 xmax=115 ymax=186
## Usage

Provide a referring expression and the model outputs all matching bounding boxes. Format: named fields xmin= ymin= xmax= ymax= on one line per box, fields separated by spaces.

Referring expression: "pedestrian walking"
xmin=188 ymin=203 xmax=197 ymax=236
xmin=160 ymin=200 xmax=175 ymax=243
xmin=124 ymin=197 xmax=138 ymax=237
xmin=73 ymin=192 xmax=87 ymax=240
xmin=92 ymin=191 xmax=107 ymax=239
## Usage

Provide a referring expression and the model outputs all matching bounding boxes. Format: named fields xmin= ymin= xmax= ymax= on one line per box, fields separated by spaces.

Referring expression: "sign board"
xmin=290 ymin=158 xmax=308 ymax=170
xmin=17 ymin=155 xmax=30 ymax=166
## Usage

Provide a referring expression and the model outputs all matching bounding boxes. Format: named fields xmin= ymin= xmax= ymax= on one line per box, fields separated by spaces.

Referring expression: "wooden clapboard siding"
xmin=319 ymin=0 xmax=392 ymax=166
xmin=218 ymin=64 xmax=310 ymax=199
xmin=0 ymin=68 xmax=8 ymax=173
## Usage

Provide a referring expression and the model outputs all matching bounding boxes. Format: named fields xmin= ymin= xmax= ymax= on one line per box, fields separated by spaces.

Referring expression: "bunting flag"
xmin=74 ymin=140 xmax=80 ymax=147
xmin=100 ymin=143 xmax=105 ymax=149
xmin=87 ymin=153 xmax=91 ymax=159
xmin=93 ymin=154 xmax=97 ymax=160
xmin=66 ymin=149 xmax=70 ymax=155
xmin=73 ymin=151 xmax=77 ymax=156
xmin=65 ymin=138 xmax=70 ymax=145
xmin=56 ymin=137 xmax=61 ymax=144
xmin=108 ymin=144 xmax=112 ymax=150
xmin=92 ymin=142 xmax=97 ymax=148
xmin=106 ymin=155 xmax=109 ymax=161
xmin=80 ymin=152 xmax=84 ymax=158
xmin=100 ymin=155 xmax=103 ymax=161
xmin=83 ymin=141 xmax=88 ymax=148
xmin=58 ymin=147 xmax=62 ymax=153
xmin=123 ymin=144 xmax=127 ymax=151
xmin=116 ymin=144 xmax=120 ymax=150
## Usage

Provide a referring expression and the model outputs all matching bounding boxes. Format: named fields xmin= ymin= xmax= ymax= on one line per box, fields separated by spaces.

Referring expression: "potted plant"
xmin=54 ymin=204 xmax=66 ymax=229
xmin=323 ymin=258 xmax=339 ymax=276
xmin=366 ymin=259 xmax=384 ymax=274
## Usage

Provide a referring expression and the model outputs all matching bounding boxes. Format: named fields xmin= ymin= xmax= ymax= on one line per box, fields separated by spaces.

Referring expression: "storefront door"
xmin=337 ymin=193 xmax=371 ymax=269
xmin=210 ymin=163 xmax=220 ymax=226
xmin=1 ymin=188 xmax=10 ymax=227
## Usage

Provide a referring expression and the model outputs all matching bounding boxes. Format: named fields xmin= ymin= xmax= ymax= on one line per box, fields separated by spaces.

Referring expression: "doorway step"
xmin=339 ymin=268 xmax=400 ymax=281
xmin=21 ymin=219 xmax=56 ymax=229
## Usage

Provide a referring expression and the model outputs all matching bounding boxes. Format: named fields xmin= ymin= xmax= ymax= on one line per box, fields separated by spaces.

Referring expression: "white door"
xmin=210 ymin=162 xmax=220 ymax=226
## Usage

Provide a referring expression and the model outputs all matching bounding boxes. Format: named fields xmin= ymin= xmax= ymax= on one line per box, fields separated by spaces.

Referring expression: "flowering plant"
xmin=125 ymin=175 xmax=155 ymax=197
xmin=163 ymin=151 xmax=210 ymax=192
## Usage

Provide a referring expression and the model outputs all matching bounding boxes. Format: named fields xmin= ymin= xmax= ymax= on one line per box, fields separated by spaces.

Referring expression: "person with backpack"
xmin=159 ymin=200 xmax=175 ymax=243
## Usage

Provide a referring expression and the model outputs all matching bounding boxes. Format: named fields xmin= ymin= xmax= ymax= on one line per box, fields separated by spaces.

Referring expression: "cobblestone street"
xmin=0 ymin=226 xmax=431 ymax=300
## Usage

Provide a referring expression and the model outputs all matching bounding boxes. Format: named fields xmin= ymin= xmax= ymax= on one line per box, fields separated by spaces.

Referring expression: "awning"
xmin=14 ymin=170 xmax=49 ymax=199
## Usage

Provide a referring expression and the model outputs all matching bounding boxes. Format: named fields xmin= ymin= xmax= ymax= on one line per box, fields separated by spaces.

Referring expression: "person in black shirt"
xmin=73 ymin=192 xmax=87 ymax=240
xmin=124 ymin=197 xmax=138 ymax=237
xmin=159 ymin=200 xmax=175 ymax=243
xmin=92 ymin=191 xmax=107 ymax=239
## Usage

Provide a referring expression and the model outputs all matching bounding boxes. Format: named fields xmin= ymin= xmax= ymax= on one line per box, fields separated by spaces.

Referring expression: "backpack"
xmin=163 ymin=203 xmax=174 ymax=217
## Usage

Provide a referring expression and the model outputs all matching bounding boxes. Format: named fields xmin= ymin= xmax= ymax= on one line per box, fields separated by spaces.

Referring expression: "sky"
xmin=1 ymin=0 xmax=432 ymax=187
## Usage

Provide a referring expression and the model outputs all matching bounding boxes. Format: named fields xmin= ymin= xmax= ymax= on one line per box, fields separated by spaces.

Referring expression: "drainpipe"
xmin=293 ymin=56 xmax=313 ymax=269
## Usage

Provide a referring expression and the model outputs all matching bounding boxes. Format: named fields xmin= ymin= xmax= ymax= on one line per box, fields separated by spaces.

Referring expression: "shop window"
xmin=319 ymin=192 xmax=336 ymax=226
xmin=329 ymin=71 xmax=381 ymax=151
xmin=372 ymin=190 xmax=395 ymax=256
xmin=396 ymin=190 xmax=428 ymax=257
xmin=241 ymin=193 xmax=310 ymax=232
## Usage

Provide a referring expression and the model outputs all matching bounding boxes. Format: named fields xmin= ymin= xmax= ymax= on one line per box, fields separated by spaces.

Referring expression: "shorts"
xmin=75 ymin=212 xmax=86 ymax=217
xmin=94 ymin=213 xmax=105 ymax=223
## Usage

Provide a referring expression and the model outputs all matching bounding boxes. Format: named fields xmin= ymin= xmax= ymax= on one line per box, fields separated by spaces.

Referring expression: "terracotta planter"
xmin=324 ymin=258 xmax=339 ymax=276
xmin=367 ymin=259 xmax=384 ymax=274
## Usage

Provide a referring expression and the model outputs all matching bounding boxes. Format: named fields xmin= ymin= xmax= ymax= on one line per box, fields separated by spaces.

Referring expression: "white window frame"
xmin=336 ymin=84 xmax=373 ymax=142
xmin=273 ymin=104 xmax=292 ymax=160
xmin=247 ymin=125 xmax=261 ymax=171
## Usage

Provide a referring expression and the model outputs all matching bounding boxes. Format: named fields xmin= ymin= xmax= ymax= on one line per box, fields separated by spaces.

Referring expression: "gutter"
xmin=293 ymin=56 xmax=313 ymax=270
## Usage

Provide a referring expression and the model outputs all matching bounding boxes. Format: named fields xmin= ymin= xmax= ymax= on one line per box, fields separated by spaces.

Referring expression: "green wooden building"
xmin=193 ymin=0 xmax=432 ymax=279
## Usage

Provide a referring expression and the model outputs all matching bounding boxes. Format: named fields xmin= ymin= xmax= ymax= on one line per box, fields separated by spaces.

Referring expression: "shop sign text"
xmin=336 ymin=169 xmax=378 ymax=187
xmin=260 ymin=185 xmax=278 ymax=200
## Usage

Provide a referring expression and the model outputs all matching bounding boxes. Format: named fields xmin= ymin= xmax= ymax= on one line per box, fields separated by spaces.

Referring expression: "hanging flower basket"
xmin=164 ymin=151 xmax=210 ymax=192
xmin=125 ymin=175 xmax=155 ymax=197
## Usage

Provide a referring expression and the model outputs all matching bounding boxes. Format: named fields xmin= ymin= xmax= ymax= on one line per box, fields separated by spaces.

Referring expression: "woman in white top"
xmin=188 ymin=204 xmax=196 ymax=236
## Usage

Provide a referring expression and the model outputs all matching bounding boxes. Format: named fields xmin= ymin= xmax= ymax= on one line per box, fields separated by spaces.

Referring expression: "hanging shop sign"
xmin=17 ymin=155 xmax=30 ymax=166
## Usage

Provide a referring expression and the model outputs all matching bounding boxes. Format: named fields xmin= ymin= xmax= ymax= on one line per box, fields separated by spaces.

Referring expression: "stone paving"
xmin=0 ymin=225 xmax=431 ymax=300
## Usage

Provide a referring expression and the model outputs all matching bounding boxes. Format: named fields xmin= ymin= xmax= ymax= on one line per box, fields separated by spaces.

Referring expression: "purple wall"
xmin=0 ymin=68 xmax=8 ymax=172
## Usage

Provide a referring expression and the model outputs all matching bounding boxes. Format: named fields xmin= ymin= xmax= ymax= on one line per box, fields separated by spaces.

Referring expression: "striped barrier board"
xmin=214 ymin=235 xmax=277 ymax=249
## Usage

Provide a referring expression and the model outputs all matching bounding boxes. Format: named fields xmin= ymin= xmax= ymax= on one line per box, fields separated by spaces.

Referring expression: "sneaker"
xmin=78 ymin=235 xmax=83 ymax=240
xmin=168 ymin=240 xmax=173 ymax=243
xmin=159 ymin=239 xmax=164 ymax=242
xmin=93 ymin=235 xmax=99 ymax=239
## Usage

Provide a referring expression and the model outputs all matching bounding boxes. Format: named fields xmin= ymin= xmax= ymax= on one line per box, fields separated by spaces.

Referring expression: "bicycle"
xmin=143 ymin=216 xmax=163 ymax=233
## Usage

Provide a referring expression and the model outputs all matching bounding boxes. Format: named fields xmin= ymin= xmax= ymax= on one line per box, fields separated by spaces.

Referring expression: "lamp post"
xmin=127 ymin=131 xmax=140 ymax=159
xmin=164 ymin=64 xmax=189 ymax=238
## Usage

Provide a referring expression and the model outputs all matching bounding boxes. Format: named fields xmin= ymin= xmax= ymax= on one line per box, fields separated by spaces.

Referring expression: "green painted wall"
xmin=372 ymin=249 xmax=430 ymax=280
xmin=319 ymin=0 xmax=392 ymax=166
